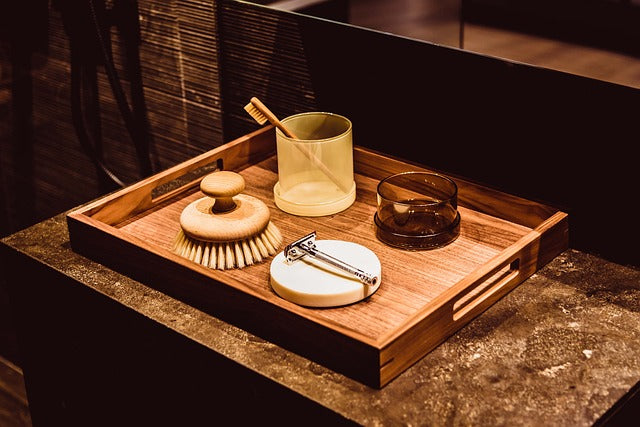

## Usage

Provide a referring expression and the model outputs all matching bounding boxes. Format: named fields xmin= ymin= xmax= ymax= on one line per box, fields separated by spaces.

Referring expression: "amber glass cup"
xmin=273 ymin=112 xmax=356 ymax=217
xmin=374 ymin=171 xmax=460 ymax=250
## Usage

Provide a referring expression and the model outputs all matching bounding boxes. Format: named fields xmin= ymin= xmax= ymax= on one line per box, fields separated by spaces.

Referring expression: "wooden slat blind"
xmin=0 ymin=1 xmax=223 ymax=234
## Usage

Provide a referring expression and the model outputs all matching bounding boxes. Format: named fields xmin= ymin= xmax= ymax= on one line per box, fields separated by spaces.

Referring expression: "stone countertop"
xmin=2 ymin=213 xmax=639 ymax=425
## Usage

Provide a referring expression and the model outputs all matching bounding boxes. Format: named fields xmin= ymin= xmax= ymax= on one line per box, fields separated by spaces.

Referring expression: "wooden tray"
xmin=67 ymin=126 xmax=569 ymax=388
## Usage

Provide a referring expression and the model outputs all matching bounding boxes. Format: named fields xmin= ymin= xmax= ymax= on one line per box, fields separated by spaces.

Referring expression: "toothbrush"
xmin=244 ymin=97 xmax=351 ymax=194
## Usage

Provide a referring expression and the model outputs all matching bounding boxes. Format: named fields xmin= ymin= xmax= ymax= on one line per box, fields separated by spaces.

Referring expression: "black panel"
xmin=462 ymin=0 xmax=640 ymax=57
xmin=218 ymin=1 xmax=639 ymax=266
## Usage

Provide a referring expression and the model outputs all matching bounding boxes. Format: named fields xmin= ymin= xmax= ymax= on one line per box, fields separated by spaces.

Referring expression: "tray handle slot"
xmin=150 ymin=158 xmax=223 ymax=203
xmin=452 ymin=257 xmax=521 ymax=322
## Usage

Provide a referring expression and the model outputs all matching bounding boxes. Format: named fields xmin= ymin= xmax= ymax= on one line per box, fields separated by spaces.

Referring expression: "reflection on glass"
xmin=251 ymin=0 xmax=640 ymax=88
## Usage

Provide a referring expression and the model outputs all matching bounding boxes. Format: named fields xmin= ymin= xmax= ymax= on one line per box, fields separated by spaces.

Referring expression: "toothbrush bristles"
xmin=244 ymin=102 xmax=268 ymax=125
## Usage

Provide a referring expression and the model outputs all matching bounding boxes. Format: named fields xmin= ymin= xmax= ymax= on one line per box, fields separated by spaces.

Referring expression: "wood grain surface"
xmin=67 ymin=126 xmax=568 ymax=387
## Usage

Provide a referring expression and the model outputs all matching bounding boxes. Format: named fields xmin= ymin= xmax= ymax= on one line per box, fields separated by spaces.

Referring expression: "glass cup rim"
xmin=376 ymin=171 xmax=458 ymax=207
xmin=278 ymin=111 xmax=352 ymax=142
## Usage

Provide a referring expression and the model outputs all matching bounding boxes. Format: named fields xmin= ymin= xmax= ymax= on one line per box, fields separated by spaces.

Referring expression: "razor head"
xmin=284 ymin=231 xmax=317 ymax=263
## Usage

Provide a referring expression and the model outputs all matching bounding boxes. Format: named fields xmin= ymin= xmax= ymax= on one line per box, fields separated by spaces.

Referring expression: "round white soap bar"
xmin=270 ymin=240 xmax=381 ymax=307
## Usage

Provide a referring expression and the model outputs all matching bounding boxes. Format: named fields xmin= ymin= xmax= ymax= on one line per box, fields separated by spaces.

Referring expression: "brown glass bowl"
xmin=374 ymin=171 xmax=460 ymax=250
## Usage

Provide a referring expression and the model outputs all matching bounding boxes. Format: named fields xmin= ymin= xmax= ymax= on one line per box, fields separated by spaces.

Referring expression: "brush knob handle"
xmin=201 ymin=171 xmax=245 ymax=213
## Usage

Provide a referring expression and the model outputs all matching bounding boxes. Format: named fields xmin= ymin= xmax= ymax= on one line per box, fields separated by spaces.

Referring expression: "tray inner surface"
xmin=116 ymin=155 xmax=531 ymax=343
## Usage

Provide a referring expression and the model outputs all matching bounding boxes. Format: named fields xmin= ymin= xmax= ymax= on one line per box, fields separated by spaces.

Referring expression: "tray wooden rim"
xmin=67 ymin=125 xmax=569 ymax=387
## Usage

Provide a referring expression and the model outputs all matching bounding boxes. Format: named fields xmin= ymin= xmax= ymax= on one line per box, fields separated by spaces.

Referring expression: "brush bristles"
xmin=173 ymin=222 xmax=283 ymax=270
xmin=244 ymin=102 xmax=268 ymax=125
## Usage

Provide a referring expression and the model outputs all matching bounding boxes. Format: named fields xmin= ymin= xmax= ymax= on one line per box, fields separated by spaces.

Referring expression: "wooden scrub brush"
xmin=173 ymin=170 xmax=283 ymax=269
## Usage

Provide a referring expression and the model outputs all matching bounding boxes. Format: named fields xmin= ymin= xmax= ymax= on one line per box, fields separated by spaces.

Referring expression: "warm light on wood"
xmin=67 ymin=126 xmax=568 ymax=388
